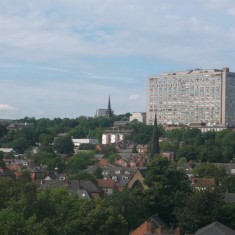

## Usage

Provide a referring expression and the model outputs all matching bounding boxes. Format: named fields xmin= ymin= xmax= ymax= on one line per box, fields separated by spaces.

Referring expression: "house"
xmin=0 ymin=168 xmax=16 ymax=180
xmin=116 ymin=179 xmax=130 ymax=192
xmin=130 ymin=214 xmax=178 ymax=235
xmin=191 ymin=177 xmax=215 ymax=190
xmin=74 ymin=180 xmax=103 ymax=199
xmin=38 ymin=179 xmax=103 ymax=199
xmin=136 ymin=145 xmax=148 ymax=155
xmin=102 ymin=128 xmax=134 ymax=144
xmin=7 ymin=122 xmax=30 ymax=131
xmin=115 ymin=158 xmax=129 ymax=167
xmin=72 ymin=138 xmax=99 ymax=150
xmin=193 ymin=221 xmax=235 ymax=235
xmin=0 ymin=148 xmax=13 ymax=154
xmin=160 ymin=152 xmax=175 ymax=161
xmin=101 ymin=165 xmax=137 ymax=183
xmin=97 ymin=179 xmax=116 ymax=195
xmin=127 ymin=168 xmax=148 ymax=190
xmin=99 ymin=157 xmax=109 ymax=167
xmin=213 ymin=163 xmax=235 ymax=176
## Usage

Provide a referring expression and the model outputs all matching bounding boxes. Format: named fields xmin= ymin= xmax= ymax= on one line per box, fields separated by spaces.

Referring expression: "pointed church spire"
xmin=106 ymin=95 xmax=113 ymax=118
xmin=150 ymin=113 xmax=160 ymax=158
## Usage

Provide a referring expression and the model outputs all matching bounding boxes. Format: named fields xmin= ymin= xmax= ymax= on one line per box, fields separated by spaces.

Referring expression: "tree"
xmin=176 ymin=145 xmax=199 ymax=161
xmin=12 ymin=137 xmax=29 ymax=154
xmin=222 ymin=131 xmax=235 ymax=162
xmin=108 ymin=188 xmax=149 ymax=231
xmin=217 ymin=203 xmax=235 ymax=229
xmin=193 ymin=163 xmax=226 ymax=184
xmin=34 ymin=148 xmax=63 ymax=172
xmin=54 ymin=136 xmax=74 ymax=155
xmin=0 ymin=151 xmax=6 ymax=168
xmin=198 ymin=145 xmax=222 ymax=162
xmin=150 ymin=114 xmax=160 ymax=158
xmin=76 ymin=199 xmax=128 ymax=235
xmin=144 ymin=156 xmax=170 ymax=188
xmin=39 ymin=133 xmax=53 ymax=146
xmin=132 ymin=144 xmax=138 ymax=153
xmin=177 ymin=188 xmax=224 ymax=234
xmin=144 ymin=156 xmax=191 ymax=224
xmin=66 ymin=152 xmax=95 ymax=174
xmin=221 ymin=176 xmax=235 ymax=193
xmin=0 ymin=123 xmax=7 ymax=138
xmin=79 ymin=143 xmax=95 ymax=150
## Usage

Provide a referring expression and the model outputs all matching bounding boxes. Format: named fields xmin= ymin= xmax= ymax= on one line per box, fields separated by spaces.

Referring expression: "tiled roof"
xmin=195 ymin=221 xmax=235 ymax=235
xmin=79 ymin=180 xmax=102 ymax=193
xmin=97 ymin=179 xmax=116 ymax=188
xmin=224 ymin=193 xmax=235 ymax=204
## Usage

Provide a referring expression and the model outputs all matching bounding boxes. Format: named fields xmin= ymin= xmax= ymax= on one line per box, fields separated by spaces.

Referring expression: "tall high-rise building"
xmin=147 ymin=68 xmax=235 ymax=126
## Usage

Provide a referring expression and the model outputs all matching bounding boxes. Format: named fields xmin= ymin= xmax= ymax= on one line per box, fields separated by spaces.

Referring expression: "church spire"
xmin=106 ymin=95 xmax=113 ymax=118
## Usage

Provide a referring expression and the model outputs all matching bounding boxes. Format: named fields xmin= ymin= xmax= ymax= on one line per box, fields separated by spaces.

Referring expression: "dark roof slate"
xmin=195 ymin=221 xmax=235 ymax=235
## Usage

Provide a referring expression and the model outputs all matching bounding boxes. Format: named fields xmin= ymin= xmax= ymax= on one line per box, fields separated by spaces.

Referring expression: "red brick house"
xmin=97 ymin=179 xmax=116 ymax=195
xmin=130 ymin=214 xmax=180 ymax=235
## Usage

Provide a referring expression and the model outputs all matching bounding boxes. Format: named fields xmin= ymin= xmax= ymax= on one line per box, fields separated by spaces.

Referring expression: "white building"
xmin=0 ymin=148 xmax=13 ymax=153
xmin=147 ymin=68 xmax=235 ymax=126
xmin=102 ymin=129 xmax=133 ymax=144
xmin=72 ymin=139 xmax=99 ymax=147
xmin=129 ymin=112 xmax=146 ymax=123
xmin=95 ymin=109 xmax=107 ymax=117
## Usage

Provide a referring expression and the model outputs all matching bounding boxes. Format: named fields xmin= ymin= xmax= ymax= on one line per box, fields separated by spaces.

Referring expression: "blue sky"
xmin=1 ymin=0 xmax=235 ymax=119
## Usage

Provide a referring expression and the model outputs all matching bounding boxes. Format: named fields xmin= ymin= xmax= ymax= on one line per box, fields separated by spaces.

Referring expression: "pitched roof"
xmin=79 ymin=180 xmax=102 ymax=193
xmin=224 ymin=193 xmax=235 ymax=204
xmin=195 ymin=221 xmax=235 ymax=235
xmin=97 ymin=179 xmax=116 ymax=188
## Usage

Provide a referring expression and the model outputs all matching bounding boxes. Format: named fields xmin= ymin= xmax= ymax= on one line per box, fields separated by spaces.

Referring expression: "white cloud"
xmin=129 ymin=94 xmax=140 ymax=100
xmin=0 ymin=104 xmax=16 ymax=110
xmin=0 ymin=1 xmax=235 ymax=118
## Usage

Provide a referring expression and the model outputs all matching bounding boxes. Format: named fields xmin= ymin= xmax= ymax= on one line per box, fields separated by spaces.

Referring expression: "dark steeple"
xmin=106 ymin=95 xmax=113 ymax=118
xmin=150 ymin=113 xmax=160 ymax=158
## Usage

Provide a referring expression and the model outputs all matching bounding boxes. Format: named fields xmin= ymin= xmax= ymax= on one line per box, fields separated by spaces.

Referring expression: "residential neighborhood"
xmin=0 ymin=113 xmax=235 ymax=234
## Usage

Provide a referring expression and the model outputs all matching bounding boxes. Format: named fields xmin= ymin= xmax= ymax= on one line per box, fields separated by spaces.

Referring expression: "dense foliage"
xmin=1 ymin=117 xmax=235 ymax=234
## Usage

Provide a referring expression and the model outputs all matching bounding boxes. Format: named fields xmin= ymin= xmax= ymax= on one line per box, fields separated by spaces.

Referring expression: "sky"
xmin=1 ymin=0 xmax=235 ymax=119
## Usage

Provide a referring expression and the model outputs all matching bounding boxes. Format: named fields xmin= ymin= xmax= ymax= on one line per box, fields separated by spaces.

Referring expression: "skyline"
xmin=1 ymin=1 xmax=235 ymax=119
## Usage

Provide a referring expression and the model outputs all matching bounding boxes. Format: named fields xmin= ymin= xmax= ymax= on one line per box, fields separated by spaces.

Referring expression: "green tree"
xmin=221 ymin=176 xmax=235 ymax=193
xmin=222 ymin=131 xmax=235 ymax=162
xmin=34 ymin=148 xmax=64 ymax=172
xmin=150 ymin=115 xmax=160 ymax=158
xmin=193 ymin=163 xmax=226 ymax=184
xmin=54 ymin=136 xmax=74 ymax=155
xmin=176 ymin=145 xmax=199 ymax=161
xmin=79 ymin=143 xmax=95 ymax=150
xmin=177 ymin=188 xmax=224 ymax=234
xmin=108 ymin=188 xmax=149 ymax=231
xmin=0 ymin=151 xmax=6 ymax=168
xmin=0 ymin=208 xmax=25 ymax=235
xmin=39 ymin=133 xmax=53 ymax=146
xmin=144 ymin=157 xmax=191 ymax=224
xmin=76 ymin=199 xmax=128 ymax=235
xmin=198 ymin=145 xmax=222 ymax=162
xmin=66 ymin=152 xmax=95 ymax=174
xmin=12 ymin=137 xmax=29 ymax=154
xmin=217 ymin=203 xmax=235 ymax=229
xmin=132 ymin=144 xmax=138 ymax=153
xmin=0 ymin=123 xmax=7 ymax=138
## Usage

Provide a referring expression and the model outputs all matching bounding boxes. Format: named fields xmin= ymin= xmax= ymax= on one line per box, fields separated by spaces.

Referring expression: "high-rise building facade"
xmin=147 ymin=68 xmax=235 ymax=126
